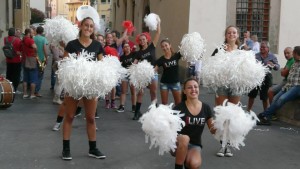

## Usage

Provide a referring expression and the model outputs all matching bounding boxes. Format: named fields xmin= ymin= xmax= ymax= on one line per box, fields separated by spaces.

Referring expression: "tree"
xmin=30 ymin=8 xmax=46 ymax=24
xmin=90 ymin=0 xmax=97 ymax=6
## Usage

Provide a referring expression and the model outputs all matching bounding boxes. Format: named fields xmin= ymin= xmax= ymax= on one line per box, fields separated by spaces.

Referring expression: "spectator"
xmin=241 ymin=30 xmax=253 ymax=50
xmin=95 ymin=34 xmax=105 ymax=48
xmin=257 ymin=46 xmax=300 ymax=125
xmin=22 ymin=28 xmax=38 ymax=99
xmin=4 ymin=28 xmax=22 ymax=93
xmin=268 ymin=47 xmax=294 ymax=104
xmin=251 ymin=34 xmax=260 ymax=54
xmin=247 ymin=41 xmax=280 ymax=112
xmin=33 ymin=26 xmax=48 ymax=97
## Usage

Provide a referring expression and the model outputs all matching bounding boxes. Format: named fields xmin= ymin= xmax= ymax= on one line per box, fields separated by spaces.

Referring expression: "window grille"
xmin=236 ymin=0 xmax=270 ymax=42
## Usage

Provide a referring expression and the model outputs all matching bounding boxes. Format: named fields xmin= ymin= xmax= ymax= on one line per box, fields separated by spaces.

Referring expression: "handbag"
xmin=25 ymin=56 xmax=37 ymax=69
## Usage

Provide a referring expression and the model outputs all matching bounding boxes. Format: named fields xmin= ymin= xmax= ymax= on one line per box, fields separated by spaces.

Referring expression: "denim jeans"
xmin=261 ymin=86 xmax=300 ymax=119
xmin=35 ymin=71 xmax=44 ymax=93
xmin=51 ymin=69 xmax=56 ymax=89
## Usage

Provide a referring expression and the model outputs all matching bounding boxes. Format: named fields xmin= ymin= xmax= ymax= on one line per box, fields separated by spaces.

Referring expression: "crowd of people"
xmin=2 ymin=16 xmax=300 ymax=169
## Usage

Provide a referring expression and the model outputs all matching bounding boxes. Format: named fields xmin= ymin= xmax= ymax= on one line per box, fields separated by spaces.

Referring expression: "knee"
xmin=177 ymin=135 xmax=190 ymax=148
xmin=64 ymin=114 xmax=74 ymax=123
xmin=275 ymin=98 xmax=285 ymax=106
xmin=187 ymin=160 xmax=202 ymax=169
xmin=85 ymin=116 xmax=95 ymax=125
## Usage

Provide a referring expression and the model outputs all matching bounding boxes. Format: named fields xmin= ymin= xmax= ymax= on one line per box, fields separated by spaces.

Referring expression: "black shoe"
xmin=257 ymin=116 xmax=271 ymax=125
xmin=62 ymin=149 xmax=72 ymax=160
xmin=116 ymin=105 xmax=125 ymax=113
xmin=74 ymin=107 xmax=82 ymax=117
xmin=132 ymin=111 xmax=141 ymax=120
xmin=132 ymin=105 xmax=136 ymax=113
xmin=88 ymin=148 xmax=106 ymax=159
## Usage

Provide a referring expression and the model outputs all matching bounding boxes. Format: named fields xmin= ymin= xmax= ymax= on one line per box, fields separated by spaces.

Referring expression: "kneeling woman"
xmin=173 ymin=79 xmax=215 ymax=169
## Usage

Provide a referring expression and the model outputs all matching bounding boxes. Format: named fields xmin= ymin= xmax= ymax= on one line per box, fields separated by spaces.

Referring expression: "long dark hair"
xmin=160 ymin=39 xmax=175 ymax=55
xmin=181 ymin=78 xmax=199 ymax=101
xmin=78 ymin=17 xmax=95 ymax=40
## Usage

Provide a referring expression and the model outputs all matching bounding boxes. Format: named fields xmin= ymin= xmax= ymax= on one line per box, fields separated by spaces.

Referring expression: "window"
xmin=236 ymin=0 xmax=270 ymax=42
xmin=101 ymin=15 xmax=106 ymax=21
xmin=101 ymin=0 xmax=106 ymax=4
xmin=13 ymin=0 xmax=21 ymax=9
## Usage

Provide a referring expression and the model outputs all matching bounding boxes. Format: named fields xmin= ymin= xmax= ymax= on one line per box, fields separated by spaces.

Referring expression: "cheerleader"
xmin=61 ymin=17 xmax=105 ymax=160
xmin=116 ymin=42 xmax=137 ymax=112
xmin=212 ymin=26 xmax=241 ymax=157
xmin=172 ymin=78 xmax=215 ymax=169
xmin=132 ymin=21 xmax=161 ymax=120
xmin=155 ymin=39 xmax=182 ymax=105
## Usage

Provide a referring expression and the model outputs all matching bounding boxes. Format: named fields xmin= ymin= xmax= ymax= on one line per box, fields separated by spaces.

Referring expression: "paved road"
xmin=0 ymin=62 xmax=299 ymax=169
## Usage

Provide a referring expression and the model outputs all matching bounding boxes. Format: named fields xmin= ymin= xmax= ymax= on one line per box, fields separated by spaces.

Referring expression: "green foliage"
xmin=30 ymin=8 xmax=46 ymax=24
xmin=90 ymin=0 xmax=97 ymax=6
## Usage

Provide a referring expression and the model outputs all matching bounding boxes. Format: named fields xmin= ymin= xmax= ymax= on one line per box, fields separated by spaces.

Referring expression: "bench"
xmin=276 ymin=99 xmax=300 ymax=127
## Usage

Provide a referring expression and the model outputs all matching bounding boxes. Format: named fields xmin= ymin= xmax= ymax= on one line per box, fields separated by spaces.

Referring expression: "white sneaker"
xmin=52 ymin=123 xmax=61 ymax=131
xmin=225 ymin=146 xmax=233 ymax=157
xmin=53 ymin=97 xmax=63 ymax=105
xmin=216 ymin=147 xmax=226 ymax=157
xmin=30 ymin=95 xmax=37 ymax=99
xmin=15 ymin=90 xmax=23 ymax=94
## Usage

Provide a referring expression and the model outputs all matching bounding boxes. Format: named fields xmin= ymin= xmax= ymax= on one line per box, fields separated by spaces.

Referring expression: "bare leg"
xmin=149 ymin=80 xmax=157 ymax=102
xmin=161 ymin=89 xmax=169 ymax=105
xmin=83 ymin=98 xmax=97 ymax=141
xmin=175 ymin=135 xmax=190 ymax=166
xmin=247 ymin=97 xmax=255 ymax=111
xmin=262 ymin=99 xmax=269 ymax=111
xmin=63 ymin=96 xmax=79 ymax=140
xmin=172 ymin=90 xmax=182 ymax=106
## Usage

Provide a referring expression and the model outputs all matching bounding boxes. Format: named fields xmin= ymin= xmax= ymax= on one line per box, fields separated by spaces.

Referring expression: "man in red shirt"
xmin=22 ymin=28 xmax=38 ymax=99
xmin=4 ymin=28 xmax=22 ymax=92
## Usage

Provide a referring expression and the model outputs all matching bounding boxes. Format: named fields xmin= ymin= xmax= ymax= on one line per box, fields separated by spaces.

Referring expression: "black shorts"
xmin=248 ymin=74 xmax=272 ymax=100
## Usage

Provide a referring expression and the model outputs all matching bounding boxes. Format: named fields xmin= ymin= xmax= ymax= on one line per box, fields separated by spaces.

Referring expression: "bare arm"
xmin=115 ymin=29 xmax=128 ymax=47
xmin=152 ymin=22 xmax=161 ymax=47
xmin=43 ymin=44 xmax=48 ymax=63
xmin=207 ymin=118 xmax=216 ymax=135
xmin=281 ymin=67 xmax=289 ymax=77
xmin=97 ymin=53 xmax=103 ymax=61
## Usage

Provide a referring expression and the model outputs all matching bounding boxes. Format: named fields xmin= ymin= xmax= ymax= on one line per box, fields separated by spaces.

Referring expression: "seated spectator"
xmin=268 ymin=47 xmax=294 ymax=104
xmin=247 ymin=41 xmax=280 ymax=112
xmin=257 ymin=46 xmax=300 ymax=125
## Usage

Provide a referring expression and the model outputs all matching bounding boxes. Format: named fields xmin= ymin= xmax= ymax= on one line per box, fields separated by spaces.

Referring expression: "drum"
xmin=0 ymin=77 xmax=14 ymax=108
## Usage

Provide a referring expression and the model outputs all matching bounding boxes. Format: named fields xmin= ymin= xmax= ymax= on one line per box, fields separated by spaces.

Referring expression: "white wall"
xmin=189 ymin=0 xmax=227 ymax=57
xmin=30 ymin=0 xmax=46 ymax=13
xmin=278 ymin=0 xmax=300 ymax=64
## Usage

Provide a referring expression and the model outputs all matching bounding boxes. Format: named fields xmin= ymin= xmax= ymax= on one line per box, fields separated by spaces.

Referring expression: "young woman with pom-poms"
xmin=116 ymin=42 xmax=137 ymax=113
xmin=172 ymin=78 xmax=215 ymax=169
xmin=61 ymin=17 xmax=105 ymax=160
xmin=155 ymin=39 xmax=182 ymax=106
xmin=212 ymin=25 xmax=241 ymax=157
xmin=103 ymin=31 xmax=127 ymax=109
xmin=132 ymin=21 xmax=161 ymax=120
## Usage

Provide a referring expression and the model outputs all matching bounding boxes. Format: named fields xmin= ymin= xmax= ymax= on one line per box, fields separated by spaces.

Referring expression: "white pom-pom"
xmin=179 ymin=32 xmax=206 ymax=62
xmin=44 ymin=16 xmax=79 ymax=46
xmin=139 ymin=102 xmax=185 ymax=155
xmin=98 ymin=18 xmax=106 ymax=35
xmin=144 ymin=13 xmax=161 ymax=31
xmin=57 ymin=51 xmax=127 ymax=99
xmin=128 ymin=60 xmax=155 ymax=89
xmin=213 ymin=100 xmax=259 ymax=149
xmin=201 ymin=47 xmax=269 ymax=94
